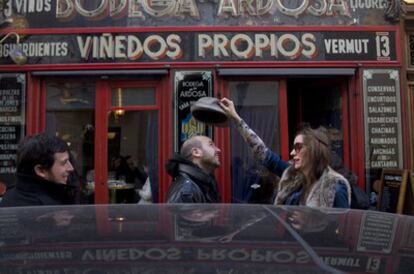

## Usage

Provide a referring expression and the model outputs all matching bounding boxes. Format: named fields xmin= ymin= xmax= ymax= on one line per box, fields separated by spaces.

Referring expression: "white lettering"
xmin=197 ymin=33 xmax=317 ymax=60
xmin=77 ymin=34 xmax=183 ymax=60
xmin=324 ymin=39 xmax=369 ymax=54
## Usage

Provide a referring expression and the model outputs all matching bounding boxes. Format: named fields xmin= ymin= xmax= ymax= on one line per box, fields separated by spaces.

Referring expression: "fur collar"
xmin=274 ymin=166 xmax=351 ymax=207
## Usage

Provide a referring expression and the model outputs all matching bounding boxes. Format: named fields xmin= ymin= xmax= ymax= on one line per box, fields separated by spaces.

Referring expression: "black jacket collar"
xmin=15 ymin=173 xmax=77 ymax=202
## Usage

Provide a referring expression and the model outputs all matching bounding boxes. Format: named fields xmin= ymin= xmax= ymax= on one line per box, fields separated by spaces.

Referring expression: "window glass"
xmin=107 ymin=110 xmax=158 ymax=203
xmin=300 ymin=86 xmax=343 ymax=159
xmin=45 ymin=81 xmax=95 ymax=203
xmin=229 ymin=81 xmax=279 ymax=204
xmin=111 ymin=87 xmax=156 ymax=107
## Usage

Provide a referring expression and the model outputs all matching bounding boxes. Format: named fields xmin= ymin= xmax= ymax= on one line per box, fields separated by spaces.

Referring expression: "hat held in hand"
xmin=191 ymin=97 xmax=228 ymax=127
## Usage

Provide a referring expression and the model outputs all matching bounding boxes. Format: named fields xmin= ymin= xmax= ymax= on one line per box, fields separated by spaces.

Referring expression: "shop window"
xmin=106 ymin=110 xmax=158 ymax=203
xmin=287 ymin=78 xmax=344 ymax=164
xmin=46 ymin=81 xmax=159 ymax=204
xmin=111 ymin=87 xmax=156 ymax=107
xmin=229 ymin=81 xmax=280 ymax=203
xmin=45 ymin=81 xmax=95 ymax=201
xmin=106 ymin=86 xmax=158 ymax=204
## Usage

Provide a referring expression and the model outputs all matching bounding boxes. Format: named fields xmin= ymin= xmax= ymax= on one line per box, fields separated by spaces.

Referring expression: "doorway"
xmin=222 ymin=76 xmax=351 ymax=204
xmin=43 ymin=77 xmax=168 ymax=204
xmin=287 ymin=77 xmax=350 ymax=165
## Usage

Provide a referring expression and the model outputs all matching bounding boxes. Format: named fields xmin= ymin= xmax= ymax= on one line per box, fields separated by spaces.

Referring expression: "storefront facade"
xmin=404 ymin=2 xmax=414 ymax=173
xmin=0 ymin=0 xmax=406 ymax=204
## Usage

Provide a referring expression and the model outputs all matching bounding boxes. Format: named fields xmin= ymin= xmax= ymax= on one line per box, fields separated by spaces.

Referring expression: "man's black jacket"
xmin=0 ymin=173 xmax=79 ymax=207
xmin=166 ymin=153 xmax=220 ymax=203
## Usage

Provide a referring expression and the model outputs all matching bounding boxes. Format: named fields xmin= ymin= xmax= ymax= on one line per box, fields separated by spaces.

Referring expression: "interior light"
xmin=114 ymin=88 xmax=125 ymax=117
xmin=115 ymin=109 xmax=125 ymax=116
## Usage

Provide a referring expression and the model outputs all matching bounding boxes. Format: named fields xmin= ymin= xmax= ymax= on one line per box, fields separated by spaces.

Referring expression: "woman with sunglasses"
xmin=219 ymin=98 xmax=351 ymax=208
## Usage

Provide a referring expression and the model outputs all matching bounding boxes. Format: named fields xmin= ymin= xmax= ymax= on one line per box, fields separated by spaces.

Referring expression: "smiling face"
xmin=41 ymin=152 xmax=74 ymax=184
xmin=290 ymin=134 xmax=308 ymax=171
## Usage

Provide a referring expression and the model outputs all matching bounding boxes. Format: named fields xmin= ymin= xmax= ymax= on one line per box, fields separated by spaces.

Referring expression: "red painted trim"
xmin=0 ymin=62 xmax=402 ymax=72
xmin=26 ymin=76 xmax=45 ymax=134
xmin=95 ymin=206 xmax=112 ymax=235
xmin=395 ymin=26 xmax=403 ymax=66
xmin=4 ymin=25 xmax=400 ymax=34
xmin=159 ymin=73 xmax=172 ymax=203
xmin=157 ymin=78 xmax=164 ymax=203
xmin=279 ymin=79 xmax=289 ymax=161
xmin=26 ymin=73 xmax=38 ymax=135
xmin=94 ymin=81 xmax=109 ymax=204
xmin=39 ymin=80 xmax=46 ymax=132
xmin=341 ymin=80 xmax=350 ymax=168
xmin=354 ymin=69 xmax=366 ymax=190
xmin=215 ymin=79 xmax=230 ymax=203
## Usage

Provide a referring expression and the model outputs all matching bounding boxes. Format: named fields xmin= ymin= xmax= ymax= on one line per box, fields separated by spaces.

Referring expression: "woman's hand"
xmin=219 ymin=97 xmax=242 ymax=123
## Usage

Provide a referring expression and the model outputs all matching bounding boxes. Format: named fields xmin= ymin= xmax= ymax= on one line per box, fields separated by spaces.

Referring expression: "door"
xmin=219 ymin=79 xmax=288 ymax=203
xmin=103 ymin=82 xmax=159 ymax=204
xmin=219 ymin=76 xmax=351 ymax=204
xmin=287 ymin=77 xmax=350 ymax=167
xmin=44 ymin=78 xmax=166 ymax=204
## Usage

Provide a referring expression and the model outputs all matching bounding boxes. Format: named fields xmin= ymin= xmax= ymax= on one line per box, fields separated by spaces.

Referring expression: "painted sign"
xmin=363 ymin=69 xmax=402 ymax=170
xmin=0 ymin=0 xmax=395 ymax=28
xmin=0 ymin=74 xmax=25 ymax=184
xmin=0 ymin=31 xmax=397 ymax=65
xmin=174 ymin=71 xmax=213 ymax=151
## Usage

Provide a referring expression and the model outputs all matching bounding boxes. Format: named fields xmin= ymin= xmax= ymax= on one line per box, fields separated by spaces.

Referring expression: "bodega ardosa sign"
xmin=2 ymin=0 xmax=393 ymax=28
xmin=0 ymin=30 xmax=397 ymax=65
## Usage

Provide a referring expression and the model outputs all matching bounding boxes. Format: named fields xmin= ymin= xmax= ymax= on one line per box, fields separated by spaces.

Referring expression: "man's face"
xmin=43 ymin=152 xmax=74 ymax=184
xmin=199 ymin=136 xmax=221 ymax=169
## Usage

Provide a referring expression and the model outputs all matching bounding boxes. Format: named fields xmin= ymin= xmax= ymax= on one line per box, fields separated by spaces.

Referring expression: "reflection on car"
xmin=0 ymin=204 xmax=413 ymax=274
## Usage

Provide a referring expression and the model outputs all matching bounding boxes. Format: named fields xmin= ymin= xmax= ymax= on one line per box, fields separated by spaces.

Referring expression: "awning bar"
xmin=31 ymin=69 xmax=168 ymax=76
xmin=218 ymin=68 xmax=355 ymax=76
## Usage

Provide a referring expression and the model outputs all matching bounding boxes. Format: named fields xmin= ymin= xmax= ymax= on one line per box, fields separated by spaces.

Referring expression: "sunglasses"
xmin=291 ymin=142 xmax=305 ymax=153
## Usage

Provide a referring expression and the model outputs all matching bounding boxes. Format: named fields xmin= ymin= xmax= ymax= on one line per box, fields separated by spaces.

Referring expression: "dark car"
xmin=0 ymin=204 xmax=412 ymax=274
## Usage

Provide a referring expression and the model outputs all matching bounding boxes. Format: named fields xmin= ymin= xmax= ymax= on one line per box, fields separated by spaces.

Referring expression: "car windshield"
xmin=0 ymin=204 xmax=412 ymax=274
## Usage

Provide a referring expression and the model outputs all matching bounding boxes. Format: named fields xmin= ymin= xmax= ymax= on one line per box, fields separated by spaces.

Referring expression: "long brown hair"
xmin=296 ymin=127 xmax=331 ymax=181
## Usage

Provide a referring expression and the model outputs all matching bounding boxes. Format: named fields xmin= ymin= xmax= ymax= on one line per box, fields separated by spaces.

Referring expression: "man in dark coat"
xmin=0 ymin=133 xmax=79 ymax=207
xmin=166 ymin=135 xmax=221 ymax=203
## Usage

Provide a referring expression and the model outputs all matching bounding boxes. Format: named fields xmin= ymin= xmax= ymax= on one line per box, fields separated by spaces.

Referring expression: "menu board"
xmin=363 ymin=69 xmax=403 ymax=170
xmin=0 ymin=74 xmax=26 ymax=184
xmin=377 ymin=169 xmax=408 ymax=213
xmin=174 ymin=71 xmax=212 ymax=151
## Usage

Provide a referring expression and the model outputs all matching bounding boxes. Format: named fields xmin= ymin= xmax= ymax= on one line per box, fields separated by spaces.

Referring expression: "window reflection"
xmin=106 ymin=110 xmax=158 ymax=204
xmin=229 ymin=81 xmax=279 ymax=204
xmin=45 ymin=81 xmax=95 ymax=203
xmin=111 ymin=87 xmax=156 ymax=107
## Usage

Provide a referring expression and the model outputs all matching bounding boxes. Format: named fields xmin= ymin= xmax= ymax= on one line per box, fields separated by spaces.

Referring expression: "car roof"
xmin=0 ymin=204 xmax=413 ymax=273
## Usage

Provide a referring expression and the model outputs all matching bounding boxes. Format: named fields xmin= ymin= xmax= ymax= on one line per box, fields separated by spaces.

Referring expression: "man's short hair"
xmin=180 ymin=136 xmax=202 ymax=160
xmin=17 ymin=133 xmax=70 ymax=176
